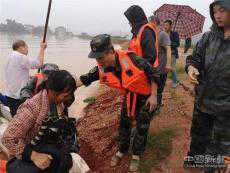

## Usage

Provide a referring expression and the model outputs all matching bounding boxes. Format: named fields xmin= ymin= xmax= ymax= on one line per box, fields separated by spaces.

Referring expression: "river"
xmin=0 ymin=33 xmax=100 ymax=117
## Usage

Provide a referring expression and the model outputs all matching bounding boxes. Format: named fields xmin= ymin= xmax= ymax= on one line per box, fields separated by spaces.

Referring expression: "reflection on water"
xmin=0 ymin=33 xmax=99 ymax=117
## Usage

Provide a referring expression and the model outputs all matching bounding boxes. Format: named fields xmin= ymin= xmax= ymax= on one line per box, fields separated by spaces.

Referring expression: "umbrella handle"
xmin=173 ymin=12 xmax=181 ymax=31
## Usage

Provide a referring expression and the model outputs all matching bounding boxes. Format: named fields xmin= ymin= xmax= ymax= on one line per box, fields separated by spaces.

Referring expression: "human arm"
xmin=20 ymin=42 xmax=46 ymax=69
xmin=140 ymin=28 xmax=157 ymax=64
xmin=20 ymin=76 xmax=37 ymax=101
xmin=76 ymin=66 xmax=100 ymax=87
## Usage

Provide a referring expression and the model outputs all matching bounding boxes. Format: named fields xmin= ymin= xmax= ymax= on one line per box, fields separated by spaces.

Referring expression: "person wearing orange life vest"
xmin=149 ymin=16 xmax=172 ymax=109
xmin=20 ymin=63 xmax=59 ymax=101
xmin=19 ymin=63 xmax=75 ymax=116
xmin=76 ymin=34 xmax=160 ymax=172
xmin=124 ymin=5 xmax=159 ymax=67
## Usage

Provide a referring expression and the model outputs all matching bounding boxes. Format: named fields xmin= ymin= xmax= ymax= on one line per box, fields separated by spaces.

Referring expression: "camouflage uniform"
xmin=80 ymin=53 xmax=160 ymax=156
xmin=119 ymin=94 xmax=153 ymax=155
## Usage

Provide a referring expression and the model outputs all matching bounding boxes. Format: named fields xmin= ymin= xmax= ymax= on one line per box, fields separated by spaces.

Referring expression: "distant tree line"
xmin=0 ymin=19 xmax=73 ymax=37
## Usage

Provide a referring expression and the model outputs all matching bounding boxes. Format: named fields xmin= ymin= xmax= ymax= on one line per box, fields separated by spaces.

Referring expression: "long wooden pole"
xmin=42 ymin=0 xmax=53 ymax=43
xmin=39 ymin=0 xmax=52 ymax=72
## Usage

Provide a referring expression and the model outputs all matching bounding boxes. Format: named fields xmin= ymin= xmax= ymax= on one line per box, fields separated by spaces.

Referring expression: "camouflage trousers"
xmin=118 ymin=94 xmax=153 ymax=156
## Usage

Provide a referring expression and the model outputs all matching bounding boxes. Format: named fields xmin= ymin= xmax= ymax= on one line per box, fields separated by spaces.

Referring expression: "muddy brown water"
xmin=0 ymin=33 xmax=108 ymax=118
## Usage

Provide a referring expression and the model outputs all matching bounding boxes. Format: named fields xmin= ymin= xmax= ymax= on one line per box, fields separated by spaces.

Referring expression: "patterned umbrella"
xmin=154 ymin=4 xmax=205 ymax=39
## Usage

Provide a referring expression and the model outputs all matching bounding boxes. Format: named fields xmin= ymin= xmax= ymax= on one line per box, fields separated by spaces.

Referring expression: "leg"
xmin=185 ymin=104 xmax=214 ymax=168
xmin=129 ymin=103 xmax=152 ymax=172
xmin=157 ymin=73 xmax=168 ymax=106
xmin=111 ymin=97 xmax=132 ymax=167
xmin=171 ymin=55 xmax=178 ymax=87
xmin=35 ymin=145 xmax=71 ymax=173
xmin=6 ymin=158 xmax=40 ymax=173
xmin=118 ymin=97 xmax=132 ymax=154
xmin=205 ymin=112 xmax=230 ymax=171
xmin=132 ymin=104 xmax=151 ymax=156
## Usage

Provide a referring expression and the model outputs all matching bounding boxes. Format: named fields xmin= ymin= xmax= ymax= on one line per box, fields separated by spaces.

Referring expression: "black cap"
xmin=88 ymin=34 xmax=113 ymax=59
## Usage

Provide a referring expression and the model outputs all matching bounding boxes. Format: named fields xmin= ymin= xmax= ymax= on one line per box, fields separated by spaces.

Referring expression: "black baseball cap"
xmin=88 ymin=34 xmax=113 ymax=59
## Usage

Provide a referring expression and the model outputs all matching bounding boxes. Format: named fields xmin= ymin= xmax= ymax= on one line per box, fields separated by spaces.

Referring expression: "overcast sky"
xmin=0 ymin=0 xmax=213 ymax=35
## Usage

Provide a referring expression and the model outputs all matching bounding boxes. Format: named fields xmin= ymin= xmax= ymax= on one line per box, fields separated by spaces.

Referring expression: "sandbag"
xmin=0 ymin=123 xmax=9 ymax=158
xmin=0 ymin=105 xmax=12 ymax=121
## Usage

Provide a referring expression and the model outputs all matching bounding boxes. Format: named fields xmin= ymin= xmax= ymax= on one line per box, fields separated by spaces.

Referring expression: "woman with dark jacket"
xmin=2 ymin=70 xmax=79 ymax=173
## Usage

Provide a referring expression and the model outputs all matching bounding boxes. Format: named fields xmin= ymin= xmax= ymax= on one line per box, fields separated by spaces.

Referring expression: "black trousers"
xmin=118 ymin=94 xmax=154 ymax=156
xmin=187 ymin=105 xmax=214 ymax=157
xmin=7 ymin=146 xmax=72 ymax=173
xmin=7 ymin=158 xmax=40 ymax=173
xmin=157 ymin=73 xmax=168 ymax=105
xmin=186 ymin=104 xmax=230 ymax=171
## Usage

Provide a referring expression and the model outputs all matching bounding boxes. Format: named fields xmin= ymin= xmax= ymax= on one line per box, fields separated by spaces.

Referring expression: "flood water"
xmin=0 ymin=33 xmax=101 ymax=117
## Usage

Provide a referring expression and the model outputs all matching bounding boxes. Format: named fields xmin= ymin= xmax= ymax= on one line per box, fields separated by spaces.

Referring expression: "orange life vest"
xmin=98 ymin=50 xmax=151 ymax=95
xmin=0 ymin=160 xmax=7 ymax=173
xmin=34 ymin=73 xmax=45 ymax=95
xmin=98 ymin=50 xmax=152 ymax=118
xmin=129 ymin=23 xmax=159 ymax=67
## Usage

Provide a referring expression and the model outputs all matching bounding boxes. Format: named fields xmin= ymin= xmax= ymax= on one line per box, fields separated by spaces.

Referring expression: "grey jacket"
xmin=185 ymin=0 xmax=230 ymax=114
xmin=20 ymin=76 xmax=42 ymax=100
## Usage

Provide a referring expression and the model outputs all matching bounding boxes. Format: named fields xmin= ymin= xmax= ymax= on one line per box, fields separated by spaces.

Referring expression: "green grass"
xmin=139 ymin=127 xmax=178 ymax=173
xmin=168 ymin=64 xmax=186 ymax=80
xmin=83 ymin=96 xmax=96 ymax=105
xmin=176 ymin=64 xmax=186 ymax=75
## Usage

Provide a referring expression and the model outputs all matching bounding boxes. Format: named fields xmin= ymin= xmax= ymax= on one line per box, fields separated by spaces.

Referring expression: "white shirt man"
xmin=3 ymin=40 xmax=46 ymax=115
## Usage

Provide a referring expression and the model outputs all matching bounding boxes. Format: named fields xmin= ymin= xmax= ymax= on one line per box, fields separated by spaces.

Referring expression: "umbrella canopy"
xmin=154 ymin=4 xmax=205 ymax=39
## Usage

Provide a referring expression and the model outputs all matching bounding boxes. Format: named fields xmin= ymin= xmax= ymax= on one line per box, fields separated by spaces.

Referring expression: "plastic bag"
xmin=69 ymin=153 xmax=90 ymax=173
xmin=0 ymin=123 xmax=9 ymax=157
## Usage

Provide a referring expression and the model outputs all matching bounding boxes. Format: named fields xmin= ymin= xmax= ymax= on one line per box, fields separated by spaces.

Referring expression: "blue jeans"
xmin=171 ymin=55 xmax=178 ymax=84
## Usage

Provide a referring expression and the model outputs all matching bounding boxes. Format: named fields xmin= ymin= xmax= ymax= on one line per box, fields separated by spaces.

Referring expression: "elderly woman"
xmin=2 ymin=70 xmax=80 ymax=173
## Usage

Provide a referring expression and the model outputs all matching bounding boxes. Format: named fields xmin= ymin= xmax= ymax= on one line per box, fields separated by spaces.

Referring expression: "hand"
xmin=40 ymin=42 xmax=47 ymax=50
xmin=188 ymin=65 xmax=200 ymax=85
xmin=164 ymin=64 xmax=173 ymax=73
xmin=224 ymin=156 xmax=230 ymax=173
xmin=145 ymin=94 xmax=157 ymax=112
xmin=76 ymin=79 xmax=83 ymax=88
xmin=31 ymin=151 xmax=53 ymax=170
xmin=225 ymin=156 xmax=230 ymax=165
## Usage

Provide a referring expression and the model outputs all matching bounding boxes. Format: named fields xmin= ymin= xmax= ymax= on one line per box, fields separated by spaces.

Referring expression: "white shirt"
xmin=4 ymin=51 xmax=41 ymax=99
